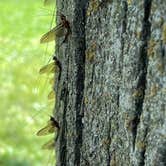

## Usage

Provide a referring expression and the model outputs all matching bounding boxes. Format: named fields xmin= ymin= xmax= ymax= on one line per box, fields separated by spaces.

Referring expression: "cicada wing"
xmin=40 ymin=27 xmax=56 ymax=43
xmin=44 ymin=0 xmax=55 ymax=6
xmin=41 ymin=139 xmax=55 ymax=150
xmin=49 ymin=77 xmax=55 ymax=85
xmin=48 ymin=125 xmax=55 ymax=133
xmin=36 ymin=125 xmax=55 ymax=136
xmin=48 ymin=90 xmax=55 ymax=100
xmin=39 ymin=62 xmax=56 ymax=74
xmin=40 ymin=24 xmax=65 ymax=43
xmin=55 ymin=26 xmax=66 ymax=37
xmin=49 ymin=65 xmax=58 ymax=73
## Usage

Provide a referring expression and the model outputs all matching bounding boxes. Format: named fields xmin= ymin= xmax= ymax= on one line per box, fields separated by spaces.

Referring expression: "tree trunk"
xmin=54 ymin=0 xmax=166 ymax=165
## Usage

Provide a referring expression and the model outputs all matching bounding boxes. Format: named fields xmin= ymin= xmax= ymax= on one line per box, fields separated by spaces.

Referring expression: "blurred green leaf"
xmin=0 ymin=0 xmax=56 ymax=165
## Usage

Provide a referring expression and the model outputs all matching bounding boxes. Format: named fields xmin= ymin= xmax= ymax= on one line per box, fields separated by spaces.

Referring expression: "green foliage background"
xmin=0 ymin=0 xmax=56 ymax=165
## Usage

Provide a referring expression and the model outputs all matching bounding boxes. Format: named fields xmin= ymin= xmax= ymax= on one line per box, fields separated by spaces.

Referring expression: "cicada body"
xmin=36 ymin=116 xmax=60 ymax=136
xmin=40 ymin=13 xmax=71 ymax=44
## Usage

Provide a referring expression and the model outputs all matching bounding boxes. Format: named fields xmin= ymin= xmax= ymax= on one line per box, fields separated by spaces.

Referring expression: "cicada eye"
xmin=60 ymin=14 xmax=66 ymax=20
xmin=50 ymin=116 xmax=55 ymax=122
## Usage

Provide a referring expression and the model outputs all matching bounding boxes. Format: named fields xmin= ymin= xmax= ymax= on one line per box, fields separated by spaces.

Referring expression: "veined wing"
xmin=36 ymin=116 xmax=60 ymax=136
xmin=41 ymin=139 xmax=55 ymax=150
xmin=36 ymin=124 xmax=55 ymax=136
xmin=48 ymin=90 xmax=55 ymax=100
xmin=40 ymin=24 xmax=65 ymax=43
xmin=49 ymin=76 xmax=55 ymax=85
xmin=39 ymin=62 xmax=58 ymax=74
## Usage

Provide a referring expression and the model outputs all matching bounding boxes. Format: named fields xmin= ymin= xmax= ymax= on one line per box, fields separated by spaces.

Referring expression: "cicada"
xmin=39 ymin=62 xmax=57 ymax=74
xmin=36 ymin=116 xmax=60 ymax=136
xmin=48 ymin=90 xmax=55 ymax=100
xmin=40 ymin=13 xmax=71 ymax=44
xmin=39 ymin=56 xmax=62 ymax=77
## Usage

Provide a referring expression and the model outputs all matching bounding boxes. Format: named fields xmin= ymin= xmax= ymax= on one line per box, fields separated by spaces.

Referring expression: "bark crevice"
xmin=121 ymin=0 xmax=128 ymax=58
xmin=132 ymin=0 xmax=152 ymax=153
xmin=119 ymin=0 xmax=128 ymax=107
xmin=106 ymin=119 xmax=112 ymax=166
xmin=73 ymin=1 xmax=88 ymax=165
xmin=58 ymin=49 xmax=70 ymax=166
xmin=59 ymin=86 xmax=68 ymax=166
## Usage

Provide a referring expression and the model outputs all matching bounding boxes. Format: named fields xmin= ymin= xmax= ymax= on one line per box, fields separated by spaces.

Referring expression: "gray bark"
xmin=54 ymin=0 xmax=166 ymax=165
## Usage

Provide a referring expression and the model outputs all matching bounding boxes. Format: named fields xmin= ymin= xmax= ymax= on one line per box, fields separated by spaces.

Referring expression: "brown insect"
xmin=40 ymin=13 xmax=71 ymax=45
xmin=39 ymin=56 xmax=62 ymax=80
xmin=36 ymin=116 xmax=60 ymax=136
xmin=39 ymin=62 xmax=57 ymax=74
xmin=53 ymin=55 xmax=62 ymax=80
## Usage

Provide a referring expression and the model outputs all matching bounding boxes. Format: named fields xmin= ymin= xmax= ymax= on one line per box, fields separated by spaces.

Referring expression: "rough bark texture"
xmin=55 ymin=0 xmax=166 ymax=165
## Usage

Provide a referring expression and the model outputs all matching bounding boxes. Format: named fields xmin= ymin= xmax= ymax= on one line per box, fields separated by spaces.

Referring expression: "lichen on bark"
xmin=55 ymin=0 xmax=166 ymax=165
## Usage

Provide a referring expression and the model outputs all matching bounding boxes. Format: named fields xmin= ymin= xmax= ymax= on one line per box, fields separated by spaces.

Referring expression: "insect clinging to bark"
xmin=36 ymin=116 xmax=60 ymax=136
xmin=39 ymin=55 xmax=61 ymax=73
xmin=40 ymin=13 xmax=71 ymax=45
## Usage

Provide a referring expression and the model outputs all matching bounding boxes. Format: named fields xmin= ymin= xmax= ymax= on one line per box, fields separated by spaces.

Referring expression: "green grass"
xmin=0 ymin=0 xmax=56 ymax=165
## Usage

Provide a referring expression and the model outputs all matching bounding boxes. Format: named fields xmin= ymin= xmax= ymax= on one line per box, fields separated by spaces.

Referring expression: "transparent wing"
xmin=39 ymin=62 xmax=57 ymax=74
xmin=36 ymin=125 xmax=55 ymax=136
xmin=40 ymin=24 xmax=65 ymax=43
xmin=48 ymin=90 xmax=55 ymax=100
xmin=41 ymin=139 xmax=55 ymax=150
xmin=49 ymin=76 xmax=55 ymax=85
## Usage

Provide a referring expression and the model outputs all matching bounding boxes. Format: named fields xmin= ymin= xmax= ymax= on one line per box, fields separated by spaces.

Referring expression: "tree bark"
xmin=54 ymin=0 xmax=166 ymax=165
